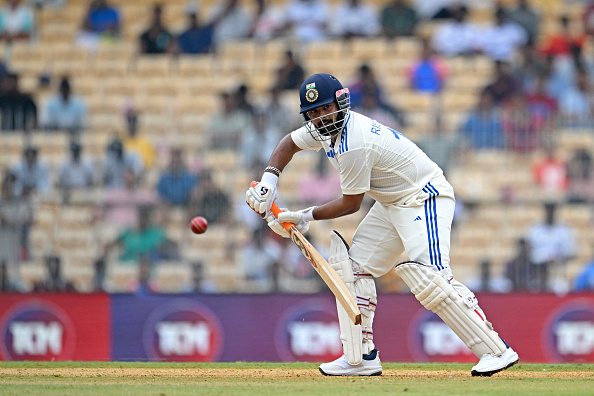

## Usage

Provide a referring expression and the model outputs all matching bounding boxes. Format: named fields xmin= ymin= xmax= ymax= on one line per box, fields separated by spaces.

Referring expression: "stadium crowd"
xmin=0 ymin=0 xmax=593 ymax=295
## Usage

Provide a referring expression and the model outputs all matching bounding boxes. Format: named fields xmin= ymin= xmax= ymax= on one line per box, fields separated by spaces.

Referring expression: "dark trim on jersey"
xmin=422 ymin=182 xmax=444 ymax=270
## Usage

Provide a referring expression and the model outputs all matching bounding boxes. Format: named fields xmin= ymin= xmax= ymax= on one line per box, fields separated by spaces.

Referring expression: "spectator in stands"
xmin=0 ymin=0 xmax=34 ymax=43
xmin=430 ymin=5 xmax=479 ymax=57
xmin=526 ymin=202 xmax=577 ymax=293
xmin=187 ymin=169 xmax=230 ymax=225
xmin=94 ymin=167 xmax=160 ymax=229
xmin=208 ymin=0 xmax=252 ymax=47
xmin=583 ymin=0 xmax=594 ymax=38
xmin=352 ymin=88 xmax=402 ymax=130
xmin=501 ymin=92 xmax=546 ymax=153
xmin=33 ymin=254 xmax=76 ymax=292
xmin=235 ymin=83 xmax=256 ymax=116
xmin=406 ymin=38 xmax=448 ymax=94
xmin=0 ymin=171 xmax=33 ymax=291
xmin=475 ymin=7 xmax=527 ymax=62
xmin=206 ymin=92 xmax=250 ymax=150
xmin=329 ymin=0 xmax=380 ymax=39
xmin=57 ymin=141 xmax=95 ymax=202
xmin=532 ymin=145 xmax=567 ymax=199
xmin=103 ymin=205 xmax=178 ymax=264
xmin=412 ymin=0 xmax=464 ymax=20
xmin=175 ymin=4 xmax=215 ymax=55
xmin=184 ymin=261 xmax=218 ymax=293
xmin=297 ymin=155 xmax=341 ymax=207
xmin=504 ymin=237 xmax=536 ymax=292
xmin=101 ymin=137 xmax=143 ymax=188
xmin=262 ymin=85 xmax=300 ymax=135
xmin=274 ymin=50 xmax=305 ymax=91
xmin=466 ymin=258 xmax=512 ymax=293
xmin=11 ymin=146 xmax=49 ymax=196
xmin=506 ymin=0 xmax=541 ymax=46
xmin=156 ymin=147 xmax=198 ymax=207
xmin=135 ymin=255 xmax=158 ymax=296
xmin=566 ymin=148 xmax=594 ymax=204
xmin=573 ymin=242 xmax=594 ymax=291
xmin=81 ymin=0 xmax=120 ymax=37
xmin=416 ymin=113 xmax=462 ymax=177
xmin=281 ymin=0 xmax=329 ymax=42
xmin=558 ymin=68 xmax=594 ymax=128
xmin=250 ymin=0 xmax=284 ymax=41
xmin=122 ymin=108 xmax=156 ymax=169
xmin=241 ymin=110 xmax=279 ymax=172
xmin=539 ymin=14 xmax=585 ymax=59
xmin=482 ymin=60 xmax=520 ymax=105
xmin=380 ymin=0 xmax=418 ymax=38
xmin=0 ymin=72 xmax=37 ymax=131
xmin=525 ymin=74 xmax=558 ymax=127
xmin=139 ymin=4 xmax=173 ymax=55
xmin=40 ymin=77 xmax=87 ymax=134
xmin=349 ymin=63 xmax=405 ymax=126
xmin=236 ymin=223 xmax=281 ymax=292
xmin=0 ymin=260 xmax=17 ymax=292
xmin=512 ymin=44 xmax=548 ymax=94
xmin=459 ymin=91 xmax=505 ymax=149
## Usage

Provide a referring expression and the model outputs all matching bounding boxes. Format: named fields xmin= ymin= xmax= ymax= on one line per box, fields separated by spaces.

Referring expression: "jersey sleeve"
xmin=339 ymin=147 xmax=379 ymax=195
xmin=290 ymin=126 xmax=323 ymax=151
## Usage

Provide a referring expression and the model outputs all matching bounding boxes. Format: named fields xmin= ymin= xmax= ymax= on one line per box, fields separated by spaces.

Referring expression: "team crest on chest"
xmin=306 ymin=88 xmax=319 ymax=102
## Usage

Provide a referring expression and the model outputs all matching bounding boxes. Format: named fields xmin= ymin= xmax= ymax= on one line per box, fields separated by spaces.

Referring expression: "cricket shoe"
xmin=319 ymin=349 xmax=382 ymax=376
xmin=471 ymin=346 xmax=519 ymax=377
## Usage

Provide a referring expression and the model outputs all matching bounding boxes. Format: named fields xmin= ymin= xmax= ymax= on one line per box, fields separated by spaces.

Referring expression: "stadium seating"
xmin=2 ymin=0 xmax=593 ymax=293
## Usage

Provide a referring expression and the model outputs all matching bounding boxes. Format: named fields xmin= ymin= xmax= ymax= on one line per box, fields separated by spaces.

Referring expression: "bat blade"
xmin=248 ymin=180 xmax=361 ymax=325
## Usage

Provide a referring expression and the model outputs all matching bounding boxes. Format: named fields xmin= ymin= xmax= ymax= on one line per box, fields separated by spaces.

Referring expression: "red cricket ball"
xmin=190 ymin=216 xmax=208 ymax=234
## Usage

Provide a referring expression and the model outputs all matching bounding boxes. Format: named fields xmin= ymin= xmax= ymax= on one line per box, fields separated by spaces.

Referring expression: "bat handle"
xmin=269 ymin=202 xmax=293 ymax=232
xmin=250 ymin=181 xmax=293 ymax=232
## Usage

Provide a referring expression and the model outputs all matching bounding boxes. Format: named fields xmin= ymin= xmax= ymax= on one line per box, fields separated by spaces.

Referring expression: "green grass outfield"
xmin=0 ymin=361 xmax=592 ymax=396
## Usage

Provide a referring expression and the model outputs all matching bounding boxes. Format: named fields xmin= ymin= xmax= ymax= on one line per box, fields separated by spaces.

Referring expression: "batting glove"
xmin=268 ymin=207 xmax=315 ymax=238
xmin=246 ymin=178 xmax=277 ymax=216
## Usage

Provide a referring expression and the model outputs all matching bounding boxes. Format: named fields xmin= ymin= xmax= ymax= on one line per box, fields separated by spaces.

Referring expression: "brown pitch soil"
xmin=0 ymin=368 xmax=592 ymax=379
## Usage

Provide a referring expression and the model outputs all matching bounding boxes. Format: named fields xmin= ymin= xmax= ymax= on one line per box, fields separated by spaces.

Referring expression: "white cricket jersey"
xmin=291 ymin=111 xmax=445 ymax=206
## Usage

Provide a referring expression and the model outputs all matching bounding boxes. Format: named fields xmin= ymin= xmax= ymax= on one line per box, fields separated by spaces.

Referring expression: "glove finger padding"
xmin=246 ymin=182 xmax=277 ymax=215
xmin=268 ymin=217 xmax=290 ymax=238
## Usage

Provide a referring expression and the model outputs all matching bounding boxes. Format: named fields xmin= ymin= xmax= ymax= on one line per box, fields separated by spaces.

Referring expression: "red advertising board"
xmin=373 ymin=293 xmax=594 ymax=363
xmin=0 ymin=294 xmax=110 ymax=361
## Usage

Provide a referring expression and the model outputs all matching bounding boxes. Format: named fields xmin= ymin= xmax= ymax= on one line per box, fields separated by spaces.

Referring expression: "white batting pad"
xmin=329 ymin=231 xmax=362 ymax=365
xmin=395 ymin=261 xmax=507 ymax=358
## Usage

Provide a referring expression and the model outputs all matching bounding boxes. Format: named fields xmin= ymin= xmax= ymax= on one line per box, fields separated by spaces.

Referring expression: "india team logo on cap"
xmin=306 ymin=88 xmax=318 ymax=102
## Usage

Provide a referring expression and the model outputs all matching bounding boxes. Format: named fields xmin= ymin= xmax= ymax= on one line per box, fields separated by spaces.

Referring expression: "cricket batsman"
xmin=246 ymin=73 xmax=519 ymax=376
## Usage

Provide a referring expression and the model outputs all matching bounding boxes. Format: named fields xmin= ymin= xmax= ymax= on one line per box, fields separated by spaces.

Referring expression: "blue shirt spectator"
xmin=460 ymin=92 xmax=505 ymax=149
xmin=85 ymin=0 xmax=120 ymax=35
xmin=177 ymin=12 xmax=214 ymax=54
xmin=573 ymin=259 xmax=594 ymax=291
xmin=156 ymin=148 xmax=198 ymax=206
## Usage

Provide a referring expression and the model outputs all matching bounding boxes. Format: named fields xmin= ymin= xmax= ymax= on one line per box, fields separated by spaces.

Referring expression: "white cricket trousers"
xmin=349 ymin=175 xmax=457 ymax=279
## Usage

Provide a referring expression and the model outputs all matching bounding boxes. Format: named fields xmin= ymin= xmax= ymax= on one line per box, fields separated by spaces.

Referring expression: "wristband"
xmin=265 ymin=166 xmax=282 ymax=177
xmin=261 ymin=171 xmax=278 ymax=185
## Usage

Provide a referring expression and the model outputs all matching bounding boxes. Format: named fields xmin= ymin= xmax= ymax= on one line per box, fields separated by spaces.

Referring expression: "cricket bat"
xmin=250 ymin=182 xmax=361 ymax=325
